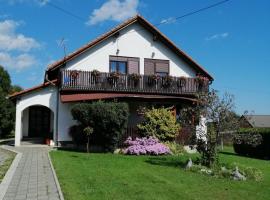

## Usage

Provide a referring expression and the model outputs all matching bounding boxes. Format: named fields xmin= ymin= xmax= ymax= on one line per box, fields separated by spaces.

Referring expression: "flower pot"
xmin=45 ymin=138 xmax=50 ymax=145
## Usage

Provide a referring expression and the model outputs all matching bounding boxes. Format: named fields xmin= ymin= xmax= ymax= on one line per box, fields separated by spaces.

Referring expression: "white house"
xmin=10 ymin=15 xmax=213 ymax=146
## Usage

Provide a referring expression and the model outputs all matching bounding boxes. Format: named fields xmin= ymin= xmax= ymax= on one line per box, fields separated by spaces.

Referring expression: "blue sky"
xmin=0 ymin=0 xmax=269 ymax=114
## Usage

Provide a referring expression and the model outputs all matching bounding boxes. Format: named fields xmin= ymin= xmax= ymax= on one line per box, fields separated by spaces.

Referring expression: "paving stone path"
xmin=3 ymin=147 xmax=61 ymax=200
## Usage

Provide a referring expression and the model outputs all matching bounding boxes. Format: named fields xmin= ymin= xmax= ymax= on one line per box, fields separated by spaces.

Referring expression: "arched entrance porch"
xmin=20 ymin=105 xmax=54 ymax=145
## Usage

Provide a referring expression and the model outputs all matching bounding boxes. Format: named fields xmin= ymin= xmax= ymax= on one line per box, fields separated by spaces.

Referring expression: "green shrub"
xmin=137 ymin=107 xmax=180 ymax=141
xmin=71 ymin=101 xmax=129 ymax=152
xmin=69 ymin=124 xmax=86 ymax=146
xmin=233 ymin=128 xmax=270 ymax=159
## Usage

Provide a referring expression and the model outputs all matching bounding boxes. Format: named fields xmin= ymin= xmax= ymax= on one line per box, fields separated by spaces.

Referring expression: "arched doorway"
xmin=21 ymin=105 xmax=54 ymax=143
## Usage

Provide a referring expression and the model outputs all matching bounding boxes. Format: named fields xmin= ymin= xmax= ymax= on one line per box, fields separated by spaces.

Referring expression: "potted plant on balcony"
xmin=91 ymin=69 xmax=101 ymax=84
xmin=147 ymin=74 xmax=160 ymax=86
xmin=162 ymin=75 xmax=173 ymax=88
xmin=70 ymin=70 xmax=79 ymax=85
xmin=129 ymin=73 xmax=141 ymax=87
xmin=70 ymin=70 xmax=79 ymax=80
xmin=177 ymin=76 xmax=187 ymax=88
xmin=107 ymin=71 xmax=121 ymax=85
xmin=196 ymin=74 xmax=208 ymax=91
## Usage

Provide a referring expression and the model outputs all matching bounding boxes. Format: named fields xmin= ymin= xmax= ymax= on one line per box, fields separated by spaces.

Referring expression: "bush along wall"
xmin=233 ymin=128 xmax=270 ymax=159
xmin=70 ymin=101 xmax=129 ymax=152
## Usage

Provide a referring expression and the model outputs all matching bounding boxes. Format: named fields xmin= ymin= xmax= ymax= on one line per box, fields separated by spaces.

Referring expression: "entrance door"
xmin=28 ymin=106 xmax=51 ymax=138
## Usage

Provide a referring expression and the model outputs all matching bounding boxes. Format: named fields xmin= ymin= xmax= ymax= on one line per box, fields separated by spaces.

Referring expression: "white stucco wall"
xmin=15 ymin=85 xmax=76 ymax=145
xmin=57 ymin=102 xmax=76 ymax=141
xmin=22 ymin=108 xmax=29 ymax=137
xmin=15 ymin=86 xmax=57 ymax=146
xmin=64 ymin=23 xmax=196 ymax=77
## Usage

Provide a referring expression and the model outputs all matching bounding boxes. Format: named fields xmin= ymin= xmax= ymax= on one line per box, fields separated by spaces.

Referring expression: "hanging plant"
xmin=107 ymin=72 xmax=121 ymax=85
xmin=196 ymin=75 xmax=208 ymax=86
xmin=129 ymin=73 xmax=141 ymax=81
xmin=162 ymin=75 xmax=173 ymax=88
xmin=109 ymin=71 xmax=121 ymax=79
xmin=147 ymin=74 xmax=160 ymax=86
xmin=129 ymin=73 xmax=141 ymax=86
xmin=177 ymin=76 xmax=187 ymax=88
xmin=70 ymin=70 xmax=79 ymax=80
xmin=90 ymin=69 xmax=101 ymax=84
xmin=196 ymin=75 xmax=209 ymax=91
xmin=91 ymin=69 xmax=101 ymax=77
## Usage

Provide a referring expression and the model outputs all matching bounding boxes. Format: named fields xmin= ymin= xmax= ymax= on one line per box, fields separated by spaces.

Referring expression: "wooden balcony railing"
xmin=60 ymin=70 xmax=209 ymax=95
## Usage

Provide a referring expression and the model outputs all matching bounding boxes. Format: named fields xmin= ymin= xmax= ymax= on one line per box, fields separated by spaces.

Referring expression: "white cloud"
xmin=86 ymin=0 xmax=139 ymax=25
xmin=160 ymin=17 xmax=176 ymax=24
xmin=0 ymin=20 xmax=40 ymax=52
xmin=38 ymin=0 xmax=50 ymax=6
xmin=205 ymin=32 xmax=229 ymax=41
xmin=0 ymin=52 xmax=37 ymax=71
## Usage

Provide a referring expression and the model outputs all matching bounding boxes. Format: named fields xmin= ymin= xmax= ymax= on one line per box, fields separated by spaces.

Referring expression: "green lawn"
xmin=50 ymin=147 xmax=270 ymax=200
xmin=0 ymin=148 xmax=15 ymax=182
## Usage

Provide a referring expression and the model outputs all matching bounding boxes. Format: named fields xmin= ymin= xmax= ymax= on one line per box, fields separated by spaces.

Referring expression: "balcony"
xmin=60 ymin=70 xmax=209 ymax=96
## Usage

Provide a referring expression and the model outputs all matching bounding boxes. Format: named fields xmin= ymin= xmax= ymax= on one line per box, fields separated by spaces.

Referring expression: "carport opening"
xmin=22 ymin=105 xmax=54 ymax=144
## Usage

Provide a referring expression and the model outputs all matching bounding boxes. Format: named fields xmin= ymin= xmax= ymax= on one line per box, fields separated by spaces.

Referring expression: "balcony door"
xmin=109 ymin=56 xmax=139 ymax=74
xmin=144 ymin=58 xmax=169 ymax=76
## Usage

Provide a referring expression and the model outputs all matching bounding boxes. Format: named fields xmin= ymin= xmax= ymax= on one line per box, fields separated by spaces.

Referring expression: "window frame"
xmin=144 ymin=58 xmax=170 ymax=76
xmin=109 ymin=60 xmax=128 ymax=74
xmin=109 ymin=55 xmax=140 ymax=74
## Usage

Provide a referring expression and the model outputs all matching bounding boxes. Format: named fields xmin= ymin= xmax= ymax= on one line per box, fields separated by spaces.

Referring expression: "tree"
xmin=0 ymin=66 xmax=11 ymax=94
xmin=10 ymin=85 xmax=23 ymax=94
xmin=179 ymin=90 xmax=237 ymax=167
xmin=137 ymin=107 xmax=180 ymax=141
xmin=0 ymin=88 xmax=15 ymax=137
xmin=0 ymin=66 xmax=23 ymax=138
xmin=83 ymin=126 xmax=94 ymax=153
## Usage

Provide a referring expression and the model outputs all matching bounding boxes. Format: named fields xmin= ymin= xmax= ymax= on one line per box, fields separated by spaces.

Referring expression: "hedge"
xmin=233 ymin=128 xmax=270 ymax=159
xmin=70 ymin=101 xmax=129 ymax=152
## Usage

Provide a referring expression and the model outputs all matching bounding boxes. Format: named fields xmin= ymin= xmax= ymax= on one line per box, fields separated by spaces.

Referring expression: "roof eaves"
xmin=9 ymin=79 xmax=58 ymax=99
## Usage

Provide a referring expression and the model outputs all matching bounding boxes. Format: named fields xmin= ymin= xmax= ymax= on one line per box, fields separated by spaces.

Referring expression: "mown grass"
xmin=0 ymin=148 xmax=16 ymax=182
xmin=50 ymin=147 xmax=270 ymax=200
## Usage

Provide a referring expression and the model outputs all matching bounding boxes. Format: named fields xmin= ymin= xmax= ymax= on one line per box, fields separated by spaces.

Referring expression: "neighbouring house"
xmin=10 ymin=15 xmax=213 ymax=146
xmin=239 ymin=115 xmax=270 ymax=128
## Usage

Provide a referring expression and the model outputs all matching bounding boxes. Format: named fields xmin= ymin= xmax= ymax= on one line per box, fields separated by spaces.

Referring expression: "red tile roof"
xmin=9 ymin=79 xmax=58 ymax=99
xmin=47 ymin=15 xmax=213 ymax=80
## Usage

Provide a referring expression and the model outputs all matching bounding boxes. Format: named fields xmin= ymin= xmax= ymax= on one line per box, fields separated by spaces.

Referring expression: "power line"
xmin=154 ymin=0 xmax=230 ymax=27
xmin=43 ymin=0 xmax=230 ymax=26
xmin=45 ymin=1 xmax=86 ymax=22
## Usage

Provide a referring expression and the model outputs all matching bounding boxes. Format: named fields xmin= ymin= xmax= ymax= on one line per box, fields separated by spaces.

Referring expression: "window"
xmin=110 ymin=56 xmax=139 ymax=74
xmin=110 ymin=60 xmax=127 ymax=74
xmin=144 ymin=59 xmax=169 ymax=76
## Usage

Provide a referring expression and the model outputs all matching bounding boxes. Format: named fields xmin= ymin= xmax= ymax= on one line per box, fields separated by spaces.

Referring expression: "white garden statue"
xmin=196 ymin=116 xmax=207 ymax=143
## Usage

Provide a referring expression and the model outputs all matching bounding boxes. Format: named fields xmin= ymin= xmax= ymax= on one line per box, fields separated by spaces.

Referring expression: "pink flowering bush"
xmin=124 ymin=137 xmax=171 ymax=155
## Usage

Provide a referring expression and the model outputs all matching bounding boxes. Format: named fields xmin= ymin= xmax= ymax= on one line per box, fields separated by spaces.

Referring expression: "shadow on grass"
xmin=0 ymin=139 xmax=14 ymax=146
xmin=145 ymin=156 xmax=187 ymax=168
xmin=57 ymin=147 xmax=86 ymax=153
xmin=219 ymin=151 xmax=237 ymax=156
